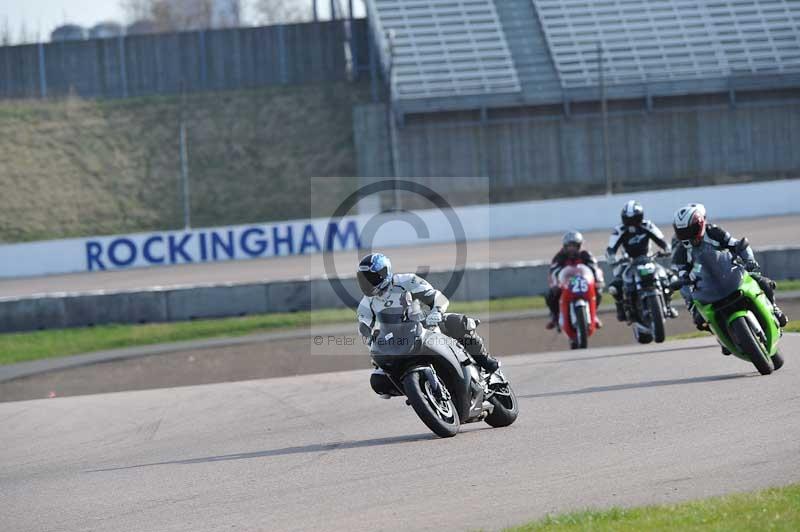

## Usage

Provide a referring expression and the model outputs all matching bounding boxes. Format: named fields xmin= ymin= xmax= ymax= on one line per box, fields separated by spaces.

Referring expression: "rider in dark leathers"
xmin=545 ymin=231 xmax=603 ymax=329
xmin=671 ymin=204 xmax=788 ymax=344
xmin=607 ymin=200 xmax=675 ymax=322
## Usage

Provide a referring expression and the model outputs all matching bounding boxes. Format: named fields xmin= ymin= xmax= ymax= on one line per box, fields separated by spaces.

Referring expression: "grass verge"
xmin=0 ymin=296 xmax=548 ymax=366
xmin=2 ymin=280 xmax=796 ymax=367
xmin=507 ymin=483 xmax=800 ymax=531
xmin=775 ymin=279 xmax=800 ymax=291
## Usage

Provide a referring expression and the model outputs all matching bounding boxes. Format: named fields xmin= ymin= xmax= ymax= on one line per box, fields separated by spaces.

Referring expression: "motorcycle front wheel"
xmin=403 ymin=371 xmax=460 ymax=438
xmin=646 ymin=294 xmax=666 ymax=343
xmin=572 ymin=303 xmax=589 ymax=349
xmin=729 ymin=317 xmax=773 ymax=375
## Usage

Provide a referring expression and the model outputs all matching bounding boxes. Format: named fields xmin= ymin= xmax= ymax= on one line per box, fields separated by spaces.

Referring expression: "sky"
xmin=0 ymin=0 xmax=365 ymax=43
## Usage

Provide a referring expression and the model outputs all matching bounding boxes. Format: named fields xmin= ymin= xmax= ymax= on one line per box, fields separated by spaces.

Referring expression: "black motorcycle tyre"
xmin=403 ymin=371 xmax=460 ymax=438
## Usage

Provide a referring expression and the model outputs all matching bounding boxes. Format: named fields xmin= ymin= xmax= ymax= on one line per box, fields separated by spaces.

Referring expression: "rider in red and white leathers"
xmin=545 ymin=231 xmax=604 ymax=330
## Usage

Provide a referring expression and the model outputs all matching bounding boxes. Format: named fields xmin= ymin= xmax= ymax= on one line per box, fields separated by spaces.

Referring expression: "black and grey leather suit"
xmin=606 ymin=220 xmax=672 ymax=312
xmin=357 ymin=273 xmax=499 ymax=376
xmin=671 ymin=224 xmax=779 ymax=328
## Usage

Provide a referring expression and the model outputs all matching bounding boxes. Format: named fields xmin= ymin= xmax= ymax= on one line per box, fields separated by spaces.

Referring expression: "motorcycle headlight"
xmin=637 ymin=264 xmax=656 ymax=275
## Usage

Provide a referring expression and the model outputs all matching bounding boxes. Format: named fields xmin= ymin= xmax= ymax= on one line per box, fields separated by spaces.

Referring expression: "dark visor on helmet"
xmin=357 ymin=269 xmax=384 ymax=295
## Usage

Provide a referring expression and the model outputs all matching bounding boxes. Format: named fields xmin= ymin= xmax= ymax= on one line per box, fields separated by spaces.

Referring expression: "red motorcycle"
xmin=556 ymin=263 xmax=601 ymax=349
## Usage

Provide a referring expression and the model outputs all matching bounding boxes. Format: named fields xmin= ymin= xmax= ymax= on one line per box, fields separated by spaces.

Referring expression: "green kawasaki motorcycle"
xmin=680 ymin=252 xmax=785 ymax=375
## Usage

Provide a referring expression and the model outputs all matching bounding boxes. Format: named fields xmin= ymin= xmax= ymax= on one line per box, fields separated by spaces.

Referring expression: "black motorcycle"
xmin=368 ymin=295 xmax=518 ymax=438
xmin=618 ymin=252 xmax=677 ymax=344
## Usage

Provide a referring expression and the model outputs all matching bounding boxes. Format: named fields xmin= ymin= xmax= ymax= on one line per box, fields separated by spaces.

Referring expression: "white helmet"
xmin=673 ymin=203 xmax=707 ymax=245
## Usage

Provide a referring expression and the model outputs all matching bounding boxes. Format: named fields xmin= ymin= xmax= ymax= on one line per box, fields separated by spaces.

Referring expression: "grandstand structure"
xmin=366 ymin=0 xmax=800 ymax=113
xmin=366 ymin=0 xmax=522 ymax=101
xmin=359 ymin=0 xmax=800 ymax=196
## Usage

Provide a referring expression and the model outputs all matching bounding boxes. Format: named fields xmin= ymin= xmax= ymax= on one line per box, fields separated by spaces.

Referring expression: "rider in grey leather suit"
xmin=356 ymin=253 xmax=500 ymax=397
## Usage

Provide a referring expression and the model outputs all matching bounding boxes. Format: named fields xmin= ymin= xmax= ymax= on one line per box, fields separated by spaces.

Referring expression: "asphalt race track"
xmin=3 ymin=335 xmax=799 ymax=532
xmin=2 ymin=215 xmax=798 ymax=298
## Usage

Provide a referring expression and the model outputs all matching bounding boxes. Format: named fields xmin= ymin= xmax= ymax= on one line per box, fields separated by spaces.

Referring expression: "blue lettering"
xmin=143 ymin=236 xmax=165 ymax=264
xmin=272 ymin=225 xmax=294 ymax=256
xmin=240 ymin=228 xmax=268 ymax=257
xmin=299 ymin=224 xmax=321 ymax=254
xmin=108 ymin=238 xmax=137 ymax=267
xmin=199 ymin=232 xmax=208 ymax=261
xmin=211 ymin=230 xmax=235 ymax=260
xmin=86 ymin=241 xmax=105 ymax=271
xmin=169 ymin=234 xmax=193 ymax=263
xmin=326 ymin=221 xmax=361 ymax=251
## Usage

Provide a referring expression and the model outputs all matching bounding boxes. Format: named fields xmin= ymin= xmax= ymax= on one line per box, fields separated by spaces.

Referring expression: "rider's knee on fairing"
xmin=440 ymin=313 xmax=499 ymax=373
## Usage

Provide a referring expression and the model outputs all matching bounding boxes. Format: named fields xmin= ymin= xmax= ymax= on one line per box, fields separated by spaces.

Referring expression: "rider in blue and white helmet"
xmin=356 ymin=252 xmax=394 ymax=297
xmin=356 ymin=253 xmax=501 ymax=397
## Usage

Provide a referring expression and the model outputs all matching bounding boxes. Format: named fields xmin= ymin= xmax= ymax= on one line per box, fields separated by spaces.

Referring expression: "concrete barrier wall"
xmin=384 ymin=98 xmax=800 ymax=191
xmin=1 ymin=247 xmax=797 ymax=333
xmin=0 ymin=20 xmax=368 ymax=100
xmin=4 ymin=178 xmax=799 ymax=279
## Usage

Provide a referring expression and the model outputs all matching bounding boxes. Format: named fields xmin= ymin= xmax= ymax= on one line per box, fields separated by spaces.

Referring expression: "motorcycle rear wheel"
xmin=403 ymin=371 xmax=460 ymax=438
xmin=485 ymin=384 xmax=519 ymax=428
xmin=729 ymin=317 xmax=772 ymax=375
xmin=634 ymin=327 xmax=653 ymax=344
xmin=772 ymin=352 xmax=785 ymax=371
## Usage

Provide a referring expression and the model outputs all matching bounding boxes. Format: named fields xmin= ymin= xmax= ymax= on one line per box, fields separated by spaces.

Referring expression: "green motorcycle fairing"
xmin=695 ymin=273 xmax=780 ymax=362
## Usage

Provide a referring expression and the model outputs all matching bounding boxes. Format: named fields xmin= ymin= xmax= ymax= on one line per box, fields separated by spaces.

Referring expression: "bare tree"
xmin=253 ymin=0 xmax=309 ymax=25
xmin=120 ymin=0 xmax=154 ymax=23
xmin=120 ymin=0 xmax=238 ymax=31
xmin=18 ymin=21 xmax=33 ymax=44
xmin=1 ymin=18 xmax=12 ymax=46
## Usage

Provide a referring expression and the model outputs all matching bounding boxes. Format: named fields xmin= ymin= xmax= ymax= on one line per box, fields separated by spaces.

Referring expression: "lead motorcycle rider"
xmin=671 ymin=203 xmax=788 ymax=354
xmin=607 ymin=200 xmax=677 ymax=322
xmin=356 ymin=253 xmax=501 ymax=398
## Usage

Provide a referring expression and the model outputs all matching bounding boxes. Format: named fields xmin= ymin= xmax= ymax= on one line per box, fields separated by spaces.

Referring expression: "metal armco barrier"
xmin=0 ymin=247 xmax=797 ymax=333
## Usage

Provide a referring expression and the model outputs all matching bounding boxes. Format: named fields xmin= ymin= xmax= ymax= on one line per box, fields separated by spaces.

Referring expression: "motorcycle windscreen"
xmin=558 ymin=263 xmax=595 ymax=288
xmin=690 ymin=248 xmax=745 ymax=305
xmin=370 ymin=307 xmax=422 ymax=356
